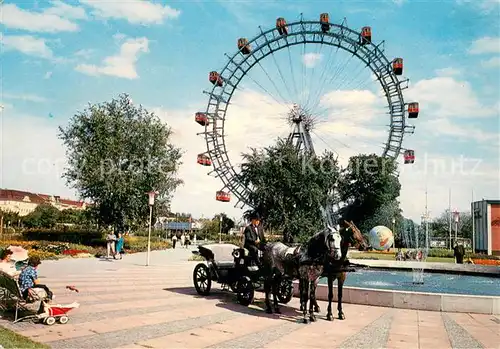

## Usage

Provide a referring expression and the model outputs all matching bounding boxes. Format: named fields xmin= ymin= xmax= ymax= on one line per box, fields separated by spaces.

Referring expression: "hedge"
xmin=21 ymin=228 xmax=103 ymax=246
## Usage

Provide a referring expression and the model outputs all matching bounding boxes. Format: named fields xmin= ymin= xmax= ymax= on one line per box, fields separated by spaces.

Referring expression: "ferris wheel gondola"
xmin=194 ymin=14 xmax=419 ymax=207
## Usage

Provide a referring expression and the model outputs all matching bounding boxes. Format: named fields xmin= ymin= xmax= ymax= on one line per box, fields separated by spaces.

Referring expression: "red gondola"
xmin=195 ymin=112 xmax=209 ymax=126
xmin=320 ymin=13 xmax=330 ymax=33
xmin=237 ymin=38 xmax=251 ymax=55
xmin=408 ymin=102 xmax=419 ymax=118
xmin=361 ymin=26 xmax=371 ymax=45
xmin=197 ymin=154 xmax=212 ymax=166
xmin=209 ymin=71 xmax=223 ymax=87
xmin=276 ymin=17 xmax=288 ymax=36
xmin=216 ymin=190 xmax=230 ymax=202
xmin=393 ymin=58 xmax=403 ymax=75
xmin=404 ymin=150 xmax=415 ymax=164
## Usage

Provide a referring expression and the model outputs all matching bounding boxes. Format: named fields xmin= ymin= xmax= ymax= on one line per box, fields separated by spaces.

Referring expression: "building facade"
xmin=472 ymin=199 xmax=500 ymax=256
xmin=0 ymin=189 xmax=87 ymax=217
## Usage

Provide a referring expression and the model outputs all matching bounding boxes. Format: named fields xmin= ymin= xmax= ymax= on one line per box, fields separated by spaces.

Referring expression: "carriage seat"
xmin=200 ymin=243 xmax=239 ymax=268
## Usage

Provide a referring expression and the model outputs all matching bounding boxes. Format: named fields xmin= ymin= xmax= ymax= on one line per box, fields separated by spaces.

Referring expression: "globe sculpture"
xmin=368 ymin=226 xmax=394 ymax=251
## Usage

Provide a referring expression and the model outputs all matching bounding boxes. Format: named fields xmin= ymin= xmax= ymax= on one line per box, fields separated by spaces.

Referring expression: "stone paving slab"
xmin=1 ymin=248 xmax=498 ymax=348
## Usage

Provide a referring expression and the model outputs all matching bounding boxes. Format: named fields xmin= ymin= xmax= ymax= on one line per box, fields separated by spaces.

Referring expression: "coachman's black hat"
xmin=249 ymin=212 xmax=261 ymax=220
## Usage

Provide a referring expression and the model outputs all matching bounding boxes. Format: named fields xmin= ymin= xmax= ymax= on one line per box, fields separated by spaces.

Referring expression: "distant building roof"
xmin=473 ymin=199 xmax=500 ymax=205
xmin=0 ymin=189 xmax=87 ymax=208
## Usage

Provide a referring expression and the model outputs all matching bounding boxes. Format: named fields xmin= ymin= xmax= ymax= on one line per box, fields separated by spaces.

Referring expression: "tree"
xmin=23 ymin=204 xmax=60 ymax=228
xmin=59 ymin=94 xmax=183 ymax=231
xmin=337 ymin=154 xmax=401 ymax=228
xmin=431 ymin=210 xmax=473 ymax=240
xmin=200 ymin=214 xmax=235 ymax=239
xmin=215 ymin=213 xmax=235 ymax=235
xmin=238 ymin=139 xmax=340 ymax=243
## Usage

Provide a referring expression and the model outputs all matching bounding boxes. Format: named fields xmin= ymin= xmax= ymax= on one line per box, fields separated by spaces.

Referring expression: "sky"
xmin=1 ymin=0 xmax=499 ymax=225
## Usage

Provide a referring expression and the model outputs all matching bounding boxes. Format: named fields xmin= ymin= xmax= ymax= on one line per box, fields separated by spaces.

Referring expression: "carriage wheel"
xmin=236 ymin=276 xmax=254 ymax=306
xmin=276 ymin=278 xmax=294 ymax=304
xmin=44 ymin=316 xmax=56 ymax=326
xmin=59 ymin=316 xmax=69 ymax=324
xmin=193 ymin=263 xmax=212 ymax=296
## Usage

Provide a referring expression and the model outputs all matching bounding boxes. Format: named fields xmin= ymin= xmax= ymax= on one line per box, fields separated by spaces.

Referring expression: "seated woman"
xmin=18 ymin=256 xmax=53 ymax=301
xmin=0 ymin=248 xmax=21 ymax=278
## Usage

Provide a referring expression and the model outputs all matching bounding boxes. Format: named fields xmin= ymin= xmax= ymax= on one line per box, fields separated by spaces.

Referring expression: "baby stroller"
xmin=37 ymin=300 xmax=80 ymax=325
xmin=10 ymin=285 xmax=80 ymax=325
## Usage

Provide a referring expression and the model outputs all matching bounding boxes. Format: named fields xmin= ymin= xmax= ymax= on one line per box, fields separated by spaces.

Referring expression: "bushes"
xmin=124 ymin=236 xmax=171 ymax=252
xmin=22 ymin=228 xmax=103 ymax=246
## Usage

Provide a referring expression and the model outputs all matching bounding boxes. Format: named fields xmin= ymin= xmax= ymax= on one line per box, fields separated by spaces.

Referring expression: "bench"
xmin=0 ymin=270 xmax=46 ymax=323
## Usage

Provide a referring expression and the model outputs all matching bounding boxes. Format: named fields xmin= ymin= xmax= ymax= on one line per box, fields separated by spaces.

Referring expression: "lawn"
xmin=352 ymin=252 xmax=454 ymax=263
xmin=0 ymin=327 xmax=49 ymax=349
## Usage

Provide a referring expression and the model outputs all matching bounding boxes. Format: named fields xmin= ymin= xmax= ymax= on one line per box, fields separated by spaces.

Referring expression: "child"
xmin=115 ymin=232 xmax=125 ymax=260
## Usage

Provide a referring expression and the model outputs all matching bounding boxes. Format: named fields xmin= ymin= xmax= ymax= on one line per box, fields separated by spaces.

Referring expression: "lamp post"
xmin=219 ymin=214 xmax=223 ymax=244
xmin=146 ymin=191 xmax=156 ymax=266
xmin=453 ymin=210 xmax=459 ymax=245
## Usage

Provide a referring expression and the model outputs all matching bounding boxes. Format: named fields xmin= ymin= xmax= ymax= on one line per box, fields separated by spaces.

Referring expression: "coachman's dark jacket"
xmin=243 ymin=224 xmax=266 ymax=249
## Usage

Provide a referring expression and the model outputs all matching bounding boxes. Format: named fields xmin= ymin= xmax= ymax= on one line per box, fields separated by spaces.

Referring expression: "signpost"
xmin=146 ymin=191 xmax=156 ymax=266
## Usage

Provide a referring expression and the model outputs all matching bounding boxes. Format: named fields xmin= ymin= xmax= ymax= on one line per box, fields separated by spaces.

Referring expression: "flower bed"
xmin=0 ymin=236 xmax=171 ymax=260
xmin=471 ymin=259 xmax=500 ymax=266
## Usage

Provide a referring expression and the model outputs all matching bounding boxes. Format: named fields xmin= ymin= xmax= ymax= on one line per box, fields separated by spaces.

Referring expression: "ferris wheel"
xmin=195 ymin=13 xmax=420 ymax=209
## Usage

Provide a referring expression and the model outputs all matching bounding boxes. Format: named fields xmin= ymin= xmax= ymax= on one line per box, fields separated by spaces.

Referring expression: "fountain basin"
xmin=349 ymin=258 xmax=500 ymax=277
xmin=292 ymin=282 xmax=500 ymax=315
xmin=292 ymin=268 xmax=500 ymax=315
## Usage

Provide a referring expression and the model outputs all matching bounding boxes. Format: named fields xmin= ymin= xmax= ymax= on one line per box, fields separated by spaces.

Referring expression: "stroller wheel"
xmin=45 ymin=317 xmax=56 ymax=326
xmin=59 ymin=316 xmax=69 ymax=324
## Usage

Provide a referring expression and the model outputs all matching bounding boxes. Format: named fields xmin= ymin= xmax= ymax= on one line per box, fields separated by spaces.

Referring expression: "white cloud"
xmin=406 ymin=76 xmax=496 ymax=118
xmin=468 ymin=36 xmax=500 ymax=55
xmin=302 ymin=53 xmax=323 ymax=68
xmin=2 ymin=35 xmax=54 ymax=59
xmin=435 ymin=67 xmax=461 ymax=77
xmin=0 ymin=3 xmax=82 ymax=33
xmin=44 ymin=0 xmax=87 ymax=20
xmin=425 ymin=118 xmax=499 ymax=146
xmin=74 ymin=49 xmax=94 ymax=59
xmin=75 ymin=37 xmax=149 ymax=79
xmin=80 ymin=0 xmax=180 ymax=24
xmin=398 ymin=151 xmax=499 ymax=221
xmin=0 ymin=112 xmax=76 ymax=199
xmin=392 ymin=0 xmax=405 ymax=5
xmin=44 ymin=71 xmax=53 ymax=79
xmin=3 ymin=93 xmax=48 ymax=103
xmin=481 ymin=56 xmax=500 ymax=68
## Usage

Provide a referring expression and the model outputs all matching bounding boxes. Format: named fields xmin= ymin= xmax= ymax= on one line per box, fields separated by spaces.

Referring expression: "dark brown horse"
xmin=302 ymin=220 xmax=368 ymax=321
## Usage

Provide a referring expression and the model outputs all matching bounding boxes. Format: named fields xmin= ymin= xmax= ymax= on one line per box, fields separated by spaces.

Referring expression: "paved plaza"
xmin=1 ymin=248 xmax=499 ymax=348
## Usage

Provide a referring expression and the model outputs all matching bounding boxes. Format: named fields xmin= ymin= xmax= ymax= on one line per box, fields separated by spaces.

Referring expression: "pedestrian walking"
xmin=172 ymin=234 xmax=177 ymax=249
xmin=106 ymin=232 xmax=116 ymax=259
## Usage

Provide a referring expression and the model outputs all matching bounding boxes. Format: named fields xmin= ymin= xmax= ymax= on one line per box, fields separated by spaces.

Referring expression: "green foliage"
xmin=200 ymin=214 xmax=235 ymax=239
xmin=57 ymin=208 xmax=93 ymax=225
xmin=338 ymin=154 xmax=401 ymax=227
xmin=0 ymin=327 xmax=50 ymax=349
xmin=431 ymin=210 xmax=473 ymax=239
xmin=21 ymin=228 xmax=103 ymax=245
xmin=58 ymin=93 xmax=183 ymax=231
xmin=239 ymin=139 xmax=341 ymax=243
xmin=22 ymin=204 xmax=60 ymax=229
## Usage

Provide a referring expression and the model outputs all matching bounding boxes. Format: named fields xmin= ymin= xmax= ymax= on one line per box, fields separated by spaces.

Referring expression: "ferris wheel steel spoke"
xmin=306 ymin=44 xmax=341 ymax=116
xmin=303 ymin=41 xmax=324 ymax=111
xmin=309 ymin=50 xmax=354 ymax=115
xmin=237 ymin=75 xmax=287 ymax=109
xmin=269 ymin=46 xmax=294 ymax=105
xmin=286 ymin=43 xmax=299 ymax=102
xmin=256 ymin=60 xmax=291 ymax=106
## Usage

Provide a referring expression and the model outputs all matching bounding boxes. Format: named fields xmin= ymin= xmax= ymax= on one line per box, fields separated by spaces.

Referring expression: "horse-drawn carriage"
xmin=192 ymin=243 xmax=294 ymax=306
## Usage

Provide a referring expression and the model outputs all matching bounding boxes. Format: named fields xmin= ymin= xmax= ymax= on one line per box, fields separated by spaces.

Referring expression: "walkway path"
xmin=1 ymin=248 xmax=498 ymax=348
